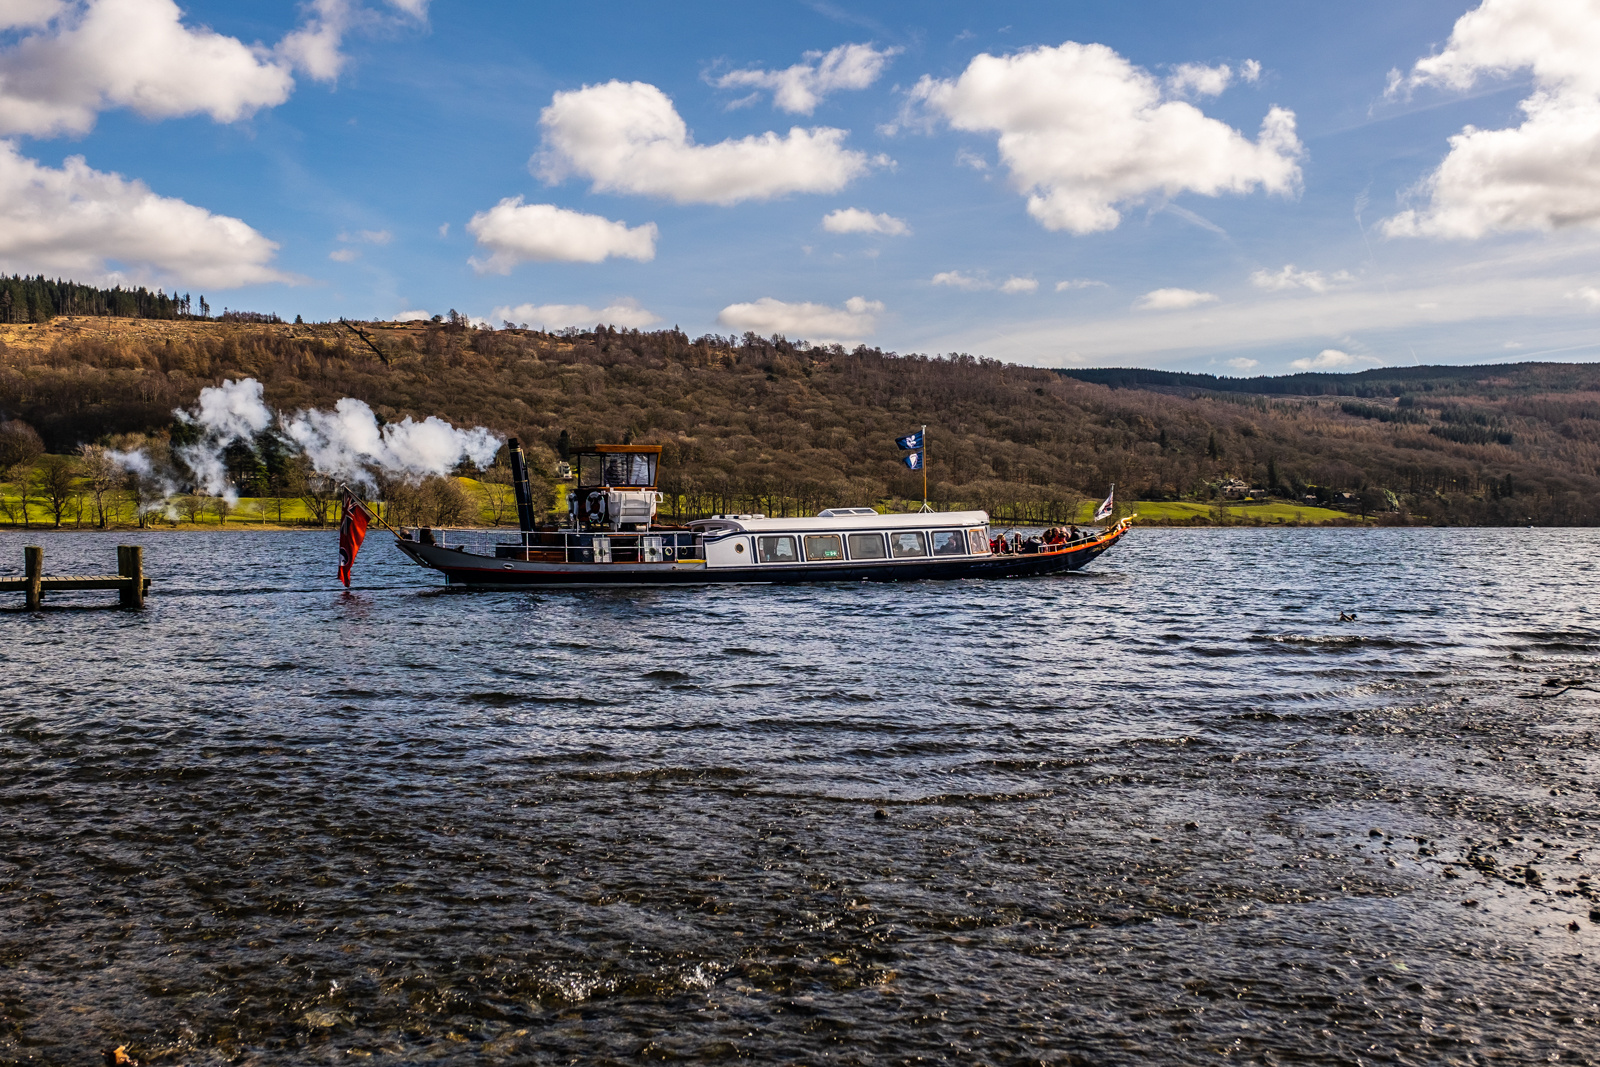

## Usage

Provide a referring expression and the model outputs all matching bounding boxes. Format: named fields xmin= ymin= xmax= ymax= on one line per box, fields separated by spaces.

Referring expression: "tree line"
xmin=2 ymin=316 xmax=1600 ymax=526
xmin=0 ymin=274 xmax=225 ymax=324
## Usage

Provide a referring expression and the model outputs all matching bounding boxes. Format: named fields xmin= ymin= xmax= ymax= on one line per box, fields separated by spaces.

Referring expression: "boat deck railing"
xmin=402 ymin=527 xmax=705 ymax=564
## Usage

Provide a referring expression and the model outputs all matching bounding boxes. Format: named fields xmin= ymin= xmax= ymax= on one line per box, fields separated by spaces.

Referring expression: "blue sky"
xmin=3 ymin=0 xmax=1598 ymax=375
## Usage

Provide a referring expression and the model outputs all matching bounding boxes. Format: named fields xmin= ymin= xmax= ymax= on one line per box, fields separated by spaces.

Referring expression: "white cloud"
xmin=931 ymin=270 xmax=1035 ymax=293
xmin=0 ymin=139 xmax=288 ymax=287
xmin=394 ymin=309 xmax=431 ymax=321
xmin=0 ymin=0 xmax=294 ymax=136
xmin=1225 ymin=357 xmax=1259 ymax=371
xmin=536 ymin=80 xmax=875 ymax=205
xmin=909 ymin=41 xmax=1302 ymax=234
xmin=1055 ymin=278 xmax=1107 ymax=291
xmin=956 ymin=148 xmax=989 ymax=171
xmin=1571 ymin=285 xmax=1600 ymax=308
xmin=276 ymin=0 xmax=354 ymax=82
xmin=491 ymin=299 xmax=660 ymax=330
xmin=0 ymin=0 xmax=427 ymax=138
xmin=932 ymin=270 xmax=987 ymax=290
xmin=276 ymin=0 xmax=428 ymax=82
xmin=1250 ymin=264 xmax=1354 ymax=292
xmin=1399 ymin=0 xmax=1600 ymax=97
xmin=822 ymin=207 xmax=910 ymax=235
xmin=714 ymin=43 xmax=898 ymax=114
xmin=328 ymin=247 xmax=359 ymax=262
xmin=930 ymin=250 xmax=1600 ymax=366
xmin=717 ymin=295 xmax=882 ymax=340
xmin=1385 ymin=0 xmax=1600 ymax=238
xmin=465 ymin=198 xmax=657 ymax=273
xmin=1165 ymin=62 xmax=1233 ymax=98
xmin=1 ymin=0 xmax=66 ymax=30
xmin=339 ymin=228 xmax=391 ymax=245
xmin=1135 ymin=287 xmax=1217 ymax=311
xmin=1241 ymin=59 xmax=1262 ymax=83
xmin=1290 ymin=348 xmax=1372 ymax=371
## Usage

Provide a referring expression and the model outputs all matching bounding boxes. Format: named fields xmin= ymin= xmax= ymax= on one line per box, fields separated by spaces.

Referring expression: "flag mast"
xmin=918 ymin=423 xmax=931 ymax=513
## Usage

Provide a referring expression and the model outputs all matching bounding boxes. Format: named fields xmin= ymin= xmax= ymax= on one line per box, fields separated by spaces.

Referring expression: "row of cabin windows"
xmin=754 ymin=527 xmax=988 ymax=565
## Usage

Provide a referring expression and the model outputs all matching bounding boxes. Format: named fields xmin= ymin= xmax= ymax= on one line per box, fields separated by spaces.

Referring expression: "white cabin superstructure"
xmin=690 ymin=510 xmax=993 ymax=572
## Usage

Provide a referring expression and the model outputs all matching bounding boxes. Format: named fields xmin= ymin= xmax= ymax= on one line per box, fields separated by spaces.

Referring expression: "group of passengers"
xmin=988 ymin=524 xmax=1087 ymax=555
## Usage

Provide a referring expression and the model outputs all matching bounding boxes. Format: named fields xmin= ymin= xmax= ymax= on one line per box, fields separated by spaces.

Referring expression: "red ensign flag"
xmin=338 ymin=490 xmax=370 ymax=587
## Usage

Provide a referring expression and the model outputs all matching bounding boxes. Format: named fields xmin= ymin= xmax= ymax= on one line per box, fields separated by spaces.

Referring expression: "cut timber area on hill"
xmin=2 ymin=316 xmax=1599 ymax=525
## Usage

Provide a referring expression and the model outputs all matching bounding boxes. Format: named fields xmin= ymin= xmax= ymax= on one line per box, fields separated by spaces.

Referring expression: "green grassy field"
xmin=1121 ymin=500 xmax=1360 ymax=525
xmin=0 ymin=478 xmax=1363 ymax=530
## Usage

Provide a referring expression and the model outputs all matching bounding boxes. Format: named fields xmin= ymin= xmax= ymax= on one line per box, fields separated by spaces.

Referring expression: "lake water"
xmin=2 ymin=527 xmax=1598 ymax=1065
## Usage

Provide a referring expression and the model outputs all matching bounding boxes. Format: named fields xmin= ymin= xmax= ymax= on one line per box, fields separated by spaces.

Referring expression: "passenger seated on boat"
xmin=989 ymin=535 xmax=1008 ymax=554
xmin=1069 ymin=525 xmax=1082 ymax=542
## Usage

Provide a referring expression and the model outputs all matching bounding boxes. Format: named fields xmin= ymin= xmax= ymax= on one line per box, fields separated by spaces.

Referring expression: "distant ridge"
xmin=1057 ymin=362 xmax=1600 ymax=398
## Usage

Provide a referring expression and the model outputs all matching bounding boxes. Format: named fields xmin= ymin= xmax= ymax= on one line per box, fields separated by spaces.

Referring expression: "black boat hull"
xmin=395 ymin=523 xmax=1130 ymax=589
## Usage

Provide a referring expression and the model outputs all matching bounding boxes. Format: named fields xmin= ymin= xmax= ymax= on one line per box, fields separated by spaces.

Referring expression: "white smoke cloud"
xmin=173 ymin=378 xmax=273 ymax=503
xmin=282 ymin=397 xmax=501 ymax=490
xmin=106 ymin=376 xmax=501 ymax=505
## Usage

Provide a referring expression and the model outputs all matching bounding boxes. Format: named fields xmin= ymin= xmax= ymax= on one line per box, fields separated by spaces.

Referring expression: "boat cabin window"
xmin=756 ymin=535 xmax=798 ymax=563
xmin=846 ymin=532 xmax=886 ymax=560
xmin=576 ymin=451 xmax=658 ymax=488
xmin=804 ymin=534 xmax=844 ymax=562
xmin=889 ymin=531 xmax=927 ymax=558
xmin=967 ymin=527 xmax=990 ymax=555
xmin=930 ymin=529 xmax=967 ymax=556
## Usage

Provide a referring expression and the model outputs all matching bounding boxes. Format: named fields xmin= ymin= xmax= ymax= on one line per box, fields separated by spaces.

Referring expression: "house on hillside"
xmin=1221 ymin=478 xmax=1251 ymax=500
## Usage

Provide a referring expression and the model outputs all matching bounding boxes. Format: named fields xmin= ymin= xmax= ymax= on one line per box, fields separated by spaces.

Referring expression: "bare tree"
xmin=0 ymin=421 xmax=44 ymax=470
xmin=479 ymin=464 xmax=516 ymax=525
xmin=424 ymin=476 xmax=473 ymax=526
xmin=378 ymin=475 xmax=422 ymax=528
xmin=78 ymin=444 xmax=124 ymax=528
xmin=301 ymin=474 xmax=336 ymax=526
xmin=32 ymin=455 xmax=77 ymax=527
xmin=0 ymin=475 xmax=21 ymax=526
xmin=176 ymin=494 xmax=207 ymax=525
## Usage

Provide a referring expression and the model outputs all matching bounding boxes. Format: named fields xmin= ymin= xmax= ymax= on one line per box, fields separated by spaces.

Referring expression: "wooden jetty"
xmin=1 ymin=545 xmax=150 ymax=610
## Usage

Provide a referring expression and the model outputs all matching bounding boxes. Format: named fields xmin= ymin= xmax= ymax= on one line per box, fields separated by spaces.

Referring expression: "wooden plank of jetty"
xmin=0 ymin=545 xmax=149 ymax=609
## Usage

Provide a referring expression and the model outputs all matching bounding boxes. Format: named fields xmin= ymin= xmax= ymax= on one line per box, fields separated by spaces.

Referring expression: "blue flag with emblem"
xmin=896 ymin=431 xmax=923 ymax=450
xmin=903 ymin=451 xmax=923 ymax=470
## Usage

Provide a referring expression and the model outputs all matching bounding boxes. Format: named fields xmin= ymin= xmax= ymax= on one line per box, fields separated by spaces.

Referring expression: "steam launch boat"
xmin=394 ymin=440 xmax=1132 ymax=588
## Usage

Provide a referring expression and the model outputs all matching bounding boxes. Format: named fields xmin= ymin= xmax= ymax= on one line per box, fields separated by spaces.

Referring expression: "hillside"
xmin=2 ymin=316 xmax=1599 ymax=525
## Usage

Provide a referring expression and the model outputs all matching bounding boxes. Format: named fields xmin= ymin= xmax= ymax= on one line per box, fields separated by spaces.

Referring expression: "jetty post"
xmin=118 ymin=545 xmax=144 ymax=610
xmin=24 ymin=545 xmax=41 ymax=611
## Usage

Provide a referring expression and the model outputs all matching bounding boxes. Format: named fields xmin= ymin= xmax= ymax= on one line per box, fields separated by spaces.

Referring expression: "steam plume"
xmin=107 ymin=377 xmax=503 ymax=504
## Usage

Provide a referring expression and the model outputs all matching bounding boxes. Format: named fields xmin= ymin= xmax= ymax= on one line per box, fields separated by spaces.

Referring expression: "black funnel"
xmin=507 ymin=437 xmax=537 ymax=532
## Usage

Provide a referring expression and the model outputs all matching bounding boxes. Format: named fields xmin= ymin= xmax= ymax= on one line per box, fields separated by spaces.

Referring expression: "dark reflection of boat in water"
xmin=394 ymin=439 xmax=1132 ymax=588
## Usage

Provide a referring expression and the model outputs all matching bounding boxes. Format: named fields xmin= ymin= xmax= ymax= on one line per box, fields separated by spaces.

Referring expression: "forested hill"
xmin=1059 ymin=362 xmax=1600 ymax=398
xmin=2 ymin=315 xmax=1599 ymax=525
